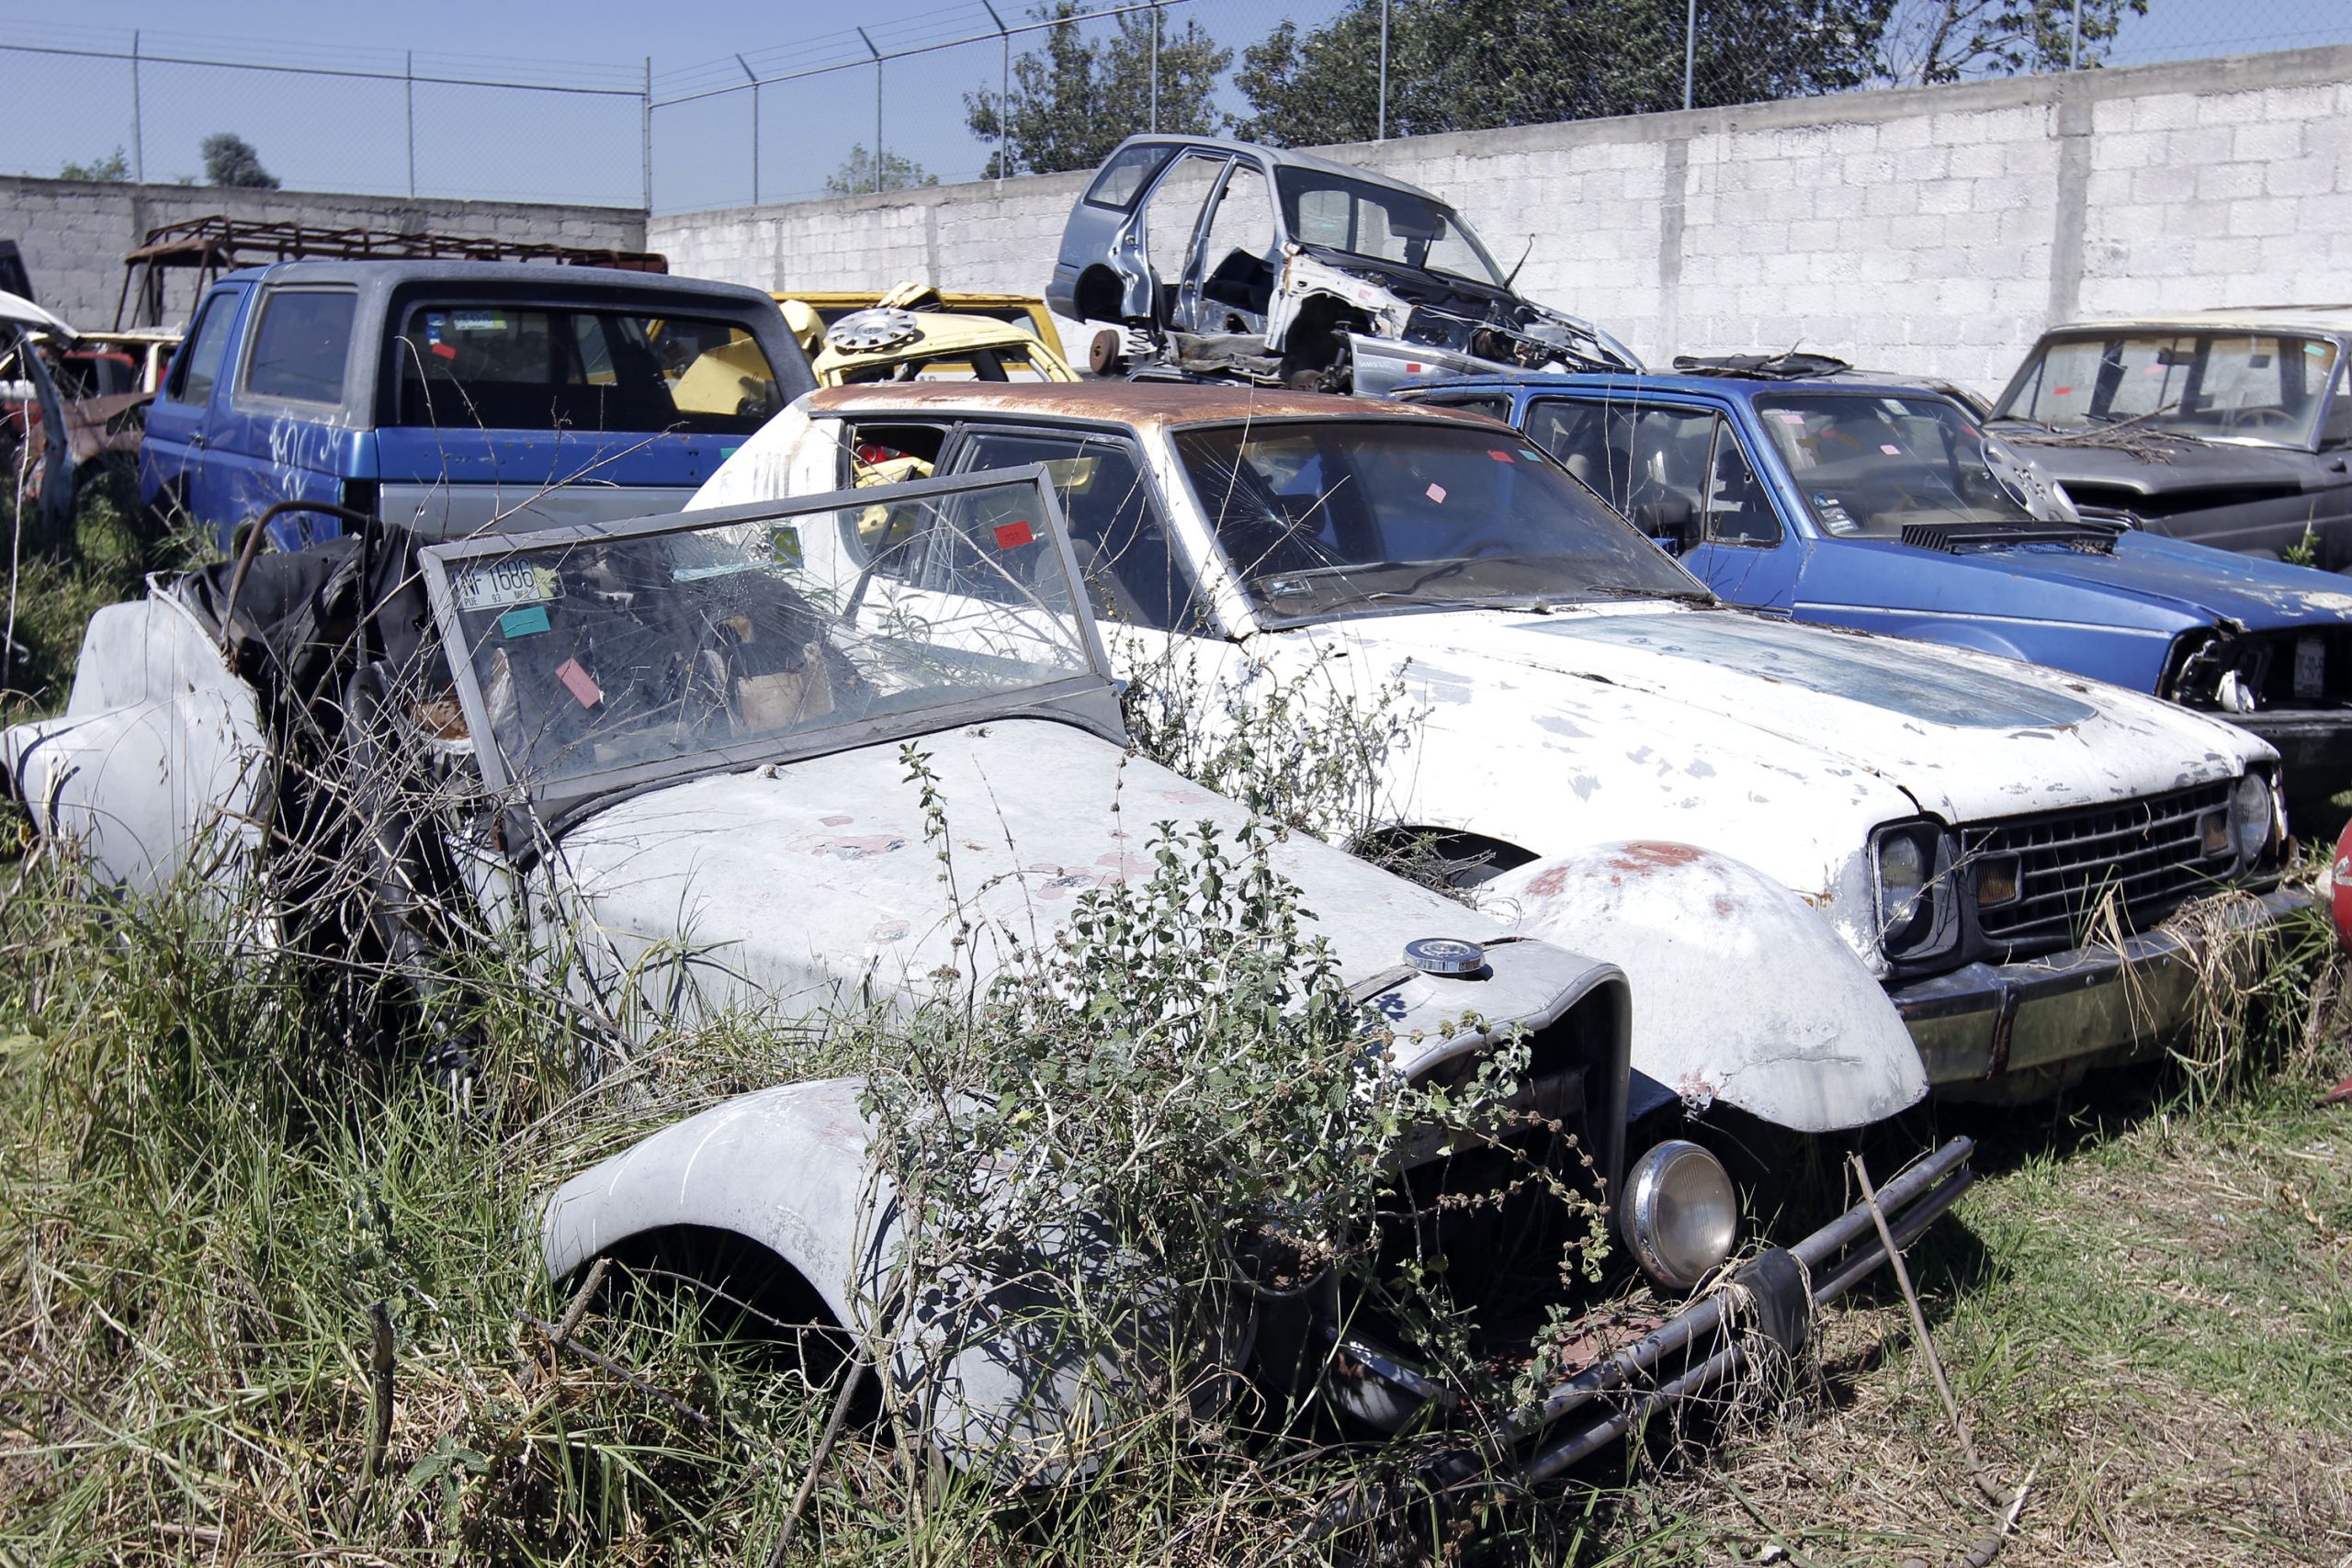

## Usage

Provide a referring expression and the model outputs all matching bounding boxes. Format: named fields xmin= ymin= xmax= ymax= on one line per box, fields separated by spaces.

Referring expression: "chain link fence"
xmin=4 ymin=1 xmax=2349 ymax=218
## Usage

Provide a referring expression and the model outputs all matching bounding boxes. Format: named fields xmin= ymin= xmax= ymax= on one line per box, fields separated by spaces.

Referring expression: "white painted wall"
xmin=651 ymin=44 xmax=2352 ymax=399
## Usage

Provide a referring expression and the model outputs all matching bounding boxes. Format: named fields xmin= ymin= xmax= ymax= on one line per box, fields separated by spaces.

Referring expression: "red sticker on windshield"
xmin=1487 ymin=448 xmax=1515 ymax=462
xmin=431 ymin=342 xmax=458 ymax=360
xmin=994 ymin=521 xmax=1035 ymax=550
xmin=2052 ymin=385 xmax=2072 ymax=396
xmin=555 ymin=659 xmax=603 ymax=708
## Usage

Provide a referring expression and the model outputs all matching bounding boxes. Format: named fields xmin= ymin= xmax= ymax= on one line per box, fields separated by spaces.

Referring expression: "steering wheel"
xmin=2226 ymin=406 xmax=2299 ymax=434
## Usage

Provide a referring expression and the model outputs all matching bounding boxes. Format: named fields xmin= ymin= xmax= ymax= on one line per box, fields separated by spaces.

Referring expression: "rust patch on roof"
xmin=807 ymin=379 xmax=1495 ymax=433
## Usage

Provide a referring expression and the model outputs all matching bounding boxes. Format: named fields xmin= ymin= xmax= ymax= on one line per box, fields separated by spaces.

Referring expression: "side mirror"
xmin=1635 ymin=498 xmax=1698 ymax=553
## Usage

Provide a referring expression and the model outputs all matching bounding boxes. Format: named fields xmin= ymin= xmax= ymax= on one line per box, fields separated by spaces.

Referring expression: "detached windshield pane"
xmin=1274 ymin=169 xmax=1506 ymax=288
xmin=1995 ymin=332 xmax=2340 ymax=446
xmin=1171 ymin=421 xmax=1702 ymax=620
xmin=394 ymin=305 xmax=785 ymax=434
xmin=440 ymin=479 xmax=1094 ymax=798
xmin=1755 ymin=393 xmax=2030 ymax=538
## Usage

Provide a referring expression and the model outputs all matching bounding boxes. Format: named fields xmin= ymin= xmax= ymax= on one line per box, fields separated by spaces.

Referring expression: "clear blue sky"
xmin=2 ymin=0 xmax=2339 ymax=216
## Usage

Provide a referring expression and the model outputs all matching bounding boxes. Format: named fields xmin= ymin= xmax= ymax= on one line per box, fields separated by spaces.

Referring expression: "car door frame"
xmin=933 ymin=416 xmax=1223 ymax=649
xmin=210 ymin=280 xmax=368 ymax=549
xmin=1512 ymin=385 xmax=1807 ymax=612
xmin=139 ymin=280 xmax=254 ymax=532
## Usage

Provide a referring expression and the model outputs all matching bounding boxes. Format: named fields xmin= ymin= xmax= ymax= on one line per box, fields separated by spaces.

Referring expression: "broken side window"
xmin=956 ymin=427 xmax=1201 ymax=633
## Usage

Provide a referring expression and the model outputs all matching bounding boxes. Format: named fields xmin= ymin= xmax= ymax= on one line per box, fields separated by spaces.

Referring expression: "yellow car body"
xmin=775 ymin=284 xmax=1077 ymax=386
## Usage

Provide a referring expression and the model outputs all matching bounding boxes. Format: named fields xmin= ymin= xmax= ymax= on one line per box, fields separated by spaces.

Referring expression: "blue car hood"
xmin=1840 ymin=529 xmax=2352 ymax=633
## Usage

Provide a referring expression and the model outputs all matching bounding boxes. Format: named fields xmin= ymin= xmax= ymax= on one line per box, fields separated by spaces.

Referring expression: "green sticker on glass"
xmin=500 ymin=605 xmax=551 ymax=638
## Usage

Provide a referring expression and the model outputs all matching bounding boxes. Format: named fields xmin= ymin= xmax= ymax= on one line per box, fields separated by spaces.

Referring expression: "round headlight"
xmin=2231 ymin=773 xmax=2275 ymax=859
xmin=1621 ymin=1140 xmax=1739 ymax=1291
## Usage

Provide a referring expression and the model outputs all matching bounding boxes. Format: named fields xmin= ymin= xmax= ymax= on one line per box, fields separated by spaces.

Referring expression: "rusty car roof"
xmin=805 ymin=380 xmax=1503 ymax=431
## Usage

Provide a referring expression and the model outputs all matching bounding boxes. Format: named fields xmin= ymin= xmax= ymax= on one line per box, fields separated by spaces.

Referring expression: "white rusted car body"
xmin=2 ymin=464 xmax=1973 ymax=1481
xmin=695 ymin=383 xmax=2301 ymax=1103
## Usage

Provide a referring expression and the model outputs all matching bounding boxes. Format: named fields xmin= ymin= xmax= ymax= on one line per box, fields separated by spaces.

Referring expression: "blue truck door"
xmin=138 ymin=282 xmax=248 ymax=530
xmin=1520 ymin=390 xmax=1802 ymax=611
xmin=207 ymin=286 xmax=363 ymax=548
xmin=1679 ymin=411 xmax=1800 ymax=613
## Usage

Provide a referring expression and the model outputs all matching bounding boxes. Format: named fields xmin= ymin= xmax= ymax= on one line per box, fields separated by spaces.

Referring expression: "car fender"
xmin=1873 ymin=619 xmax=2033 ymax=664
xmin=1484 ymin=842 xmax=1925 ymax=1134
xmin=540 ymin=1077 xmax=1121 ymax=1480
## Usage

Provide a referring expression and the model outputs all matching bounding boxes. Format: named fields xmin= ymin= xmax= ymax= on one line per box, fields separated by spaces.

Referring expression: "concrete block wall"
xmin=4 ymin=177 xmax=647 ymax=331
xmin=652 ymin=43 xmax=2352 ymax=399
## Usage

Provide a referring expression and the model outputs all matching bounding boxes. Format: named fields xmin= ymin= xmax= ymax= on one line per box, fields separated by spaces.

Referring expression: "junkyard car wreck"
xmin=3 ymin=468 xmax=1970 ymax=1493
xmin=1049 ymin=136 xmax=1638 ymax=394
xmin=698 ymin=382 xmax=2305 ymax=1108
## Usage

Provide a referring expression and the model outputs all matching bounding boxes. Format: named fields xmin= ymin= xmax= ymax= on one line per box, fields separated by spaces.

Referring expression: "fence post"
xmin=130 ymin=29 xmax=144 ymax=182
xmin=1376 ymin=0 xmax=1388 ymax=140
xmin=736 ymin=54 xmax=760 ymax=205
xmin=1683 ymin=0 xmax=1697 ymax=110
xmin=641 ymin=57 xmax=653 ymax=212
xmin=857 ymin=27 xmax=882 ymax=194
xmin=405 ymin=51 xmax=416 ymax=197
xmin=1149 ymin=4 xmax=1159 ymax=134
xmin=2069 ymin=0 xmax=2083 ymax=68
xmin=980 ymin=0 xmax=1010 ymax=185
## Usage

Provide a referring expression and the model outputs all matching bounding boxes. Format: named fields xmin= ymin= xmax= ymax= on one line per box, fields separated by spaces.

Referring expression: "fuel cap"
xmin=1403 ymin=937 xmax=1486 ymax=976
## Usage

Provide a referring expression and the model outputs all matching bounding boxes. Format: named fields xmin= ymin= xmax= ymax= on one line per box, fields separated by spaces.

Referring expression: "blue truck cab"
xmin=1403 ymin=367 xmax=2352 ymax=828
xmin=141 ymin=260 xmax=813 ymax=549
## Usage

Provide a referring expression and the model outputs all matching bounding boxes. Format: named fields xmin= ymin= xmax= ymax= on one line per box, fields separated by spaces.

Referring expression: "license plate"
xmin=455 ymin=560 xmax=561 ymax=614
xmin=2296 ymin=636 xmax=2325 ymax=699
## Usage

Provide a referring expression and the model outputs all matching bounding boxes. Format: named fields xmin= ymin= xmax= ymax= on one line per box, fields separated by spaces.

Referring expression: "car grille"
xmin=1964 ymin=780 xmax=2238 ymax=954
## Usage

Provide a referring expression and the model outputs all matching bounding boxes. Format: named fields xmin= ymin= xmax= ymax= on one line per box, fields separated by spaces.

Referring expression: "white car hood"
xmin=550 ymin=716 xmax=1615 ymax=1076
xmin=1284 ymin=603 xmax=2267 ymax=827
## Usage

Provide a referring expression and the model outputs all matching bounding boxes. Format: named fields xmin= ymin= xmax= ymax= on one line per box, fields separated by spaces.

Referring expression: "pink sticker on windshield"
xmin=1487 ymin=448 xmax=1515 ymax=462
xmin=555 ymin=659 xmax=603 ymax=709
xmin=1880 ymin=444 xmax=1903 ymax=456
xmin=1426 ymin=482 xmax=1448 ymax=503
xmin=1776 ymin=411 xmax=1806 ymax=424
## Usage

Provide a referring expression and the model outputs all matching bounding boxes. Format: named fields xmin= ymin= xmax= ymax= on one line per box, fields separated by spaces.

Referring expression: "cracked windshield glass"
xmin=435 ymin=478 xmax=1093 ymax=798
xmin=1752 ymin=392 xmax=2035 ymax=537
xmin=1170 ymin=420 xmax=1703 ymax=621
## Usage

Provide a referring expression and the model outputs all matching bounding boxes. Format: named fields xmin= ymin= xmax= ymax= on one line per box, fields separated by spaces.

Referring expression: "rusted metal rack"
xmin=114 ymin=216 xmax=668 ymax=329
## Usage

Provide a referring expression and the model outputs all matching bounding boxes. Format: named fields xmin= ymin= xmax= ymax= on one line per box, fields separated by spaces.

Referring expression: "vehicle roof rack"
xmin=113 ymin=216 xmax=668 ymax=330
xmin=1672 ymin=351 xmax=1851 ymax=380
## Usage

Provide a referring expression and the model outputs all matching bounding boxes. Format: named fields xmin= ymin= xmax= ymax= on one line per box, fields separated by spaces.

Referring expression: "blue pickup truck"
xmin=141 ymin=261 xmax=812 ymax=549
xmin=1403 ymin=365 xmax=2352 ymax=828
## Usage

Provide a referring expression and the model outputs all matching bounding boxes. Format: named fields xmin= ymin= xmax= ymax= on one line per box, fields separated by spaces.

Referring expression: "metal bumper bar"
xmin=1894 ymin=888 xmax=2305 ymax=1090
xmin=1504 ymin=1134 xmax=1976 ymax=1484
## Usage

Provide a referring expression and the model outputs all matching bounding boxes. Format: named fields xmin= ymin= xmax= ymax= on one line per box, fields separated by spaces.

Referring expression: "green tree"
xmin=1876 ymin=0 xmax=2149 ymax=83
xmin=200 ymin=133 xmax=279 ymax=189
xmin=967 ymin=2 xmax=1232 ymax=176
xmin=59 ymin=147 xmax=132 ymax=182
xmin=825 ymin=144 xmax=940 ymax=196
xmin=1238 ymin=0 xmax=1892 ymax=146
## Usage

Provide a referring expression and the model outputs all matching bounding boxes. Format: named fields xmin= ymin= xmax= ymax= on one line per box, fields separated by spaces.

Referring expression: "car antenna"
xmin=1505 ymin=234 xmax=1536 ymax=289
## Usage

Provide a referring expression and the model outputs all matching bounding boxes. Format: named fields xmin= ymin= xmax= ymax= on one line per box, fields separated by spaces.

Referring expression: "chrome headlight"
xmin=1621 ymin=1140 xmax=1738 ymax=1291
xmin=2231 ymin=771 xmax=2279 ymax=863
xmin=1871 ymin=821 xmax=1955 ymax=959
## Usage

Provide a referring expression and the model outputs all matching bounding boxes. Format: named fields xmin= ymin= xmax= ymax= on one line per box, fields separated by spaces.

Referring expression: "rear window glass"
xmin=392 ymin=305 xmax=785 ymax=434
xmin=1083 ymin=143 xmax=1174 ymax=209
xmin=245 ymin=289 xmax=356 ymax=404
